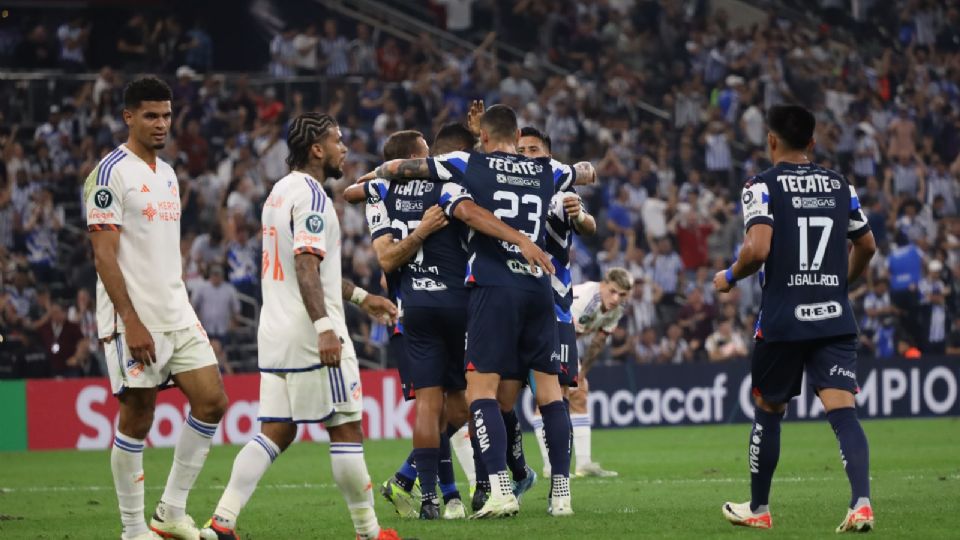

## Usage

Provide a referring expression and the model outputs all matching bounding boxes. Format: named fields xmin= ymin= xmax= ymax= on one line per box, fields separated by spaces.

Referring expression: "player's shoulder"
xmin=154 ymin=156 xmax=176 ymax=175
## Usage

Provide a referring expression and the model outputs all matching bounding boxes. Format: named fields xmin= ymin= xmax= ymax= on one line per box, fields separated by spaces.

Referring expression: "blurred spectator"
xmin=190 ymin=266 xmax=240 ymax=345
xmin=293 ymin=23 xmax=319 ymax=76
xmin=22 ymin=189 xmax=63 ymax=284
xmin=888 ymin=233 xmax=924 ymax=342
xmin=677 ymin=288 xmax=714 ymax=355
xmin=178 ymin=118 xmax=209 ymax=177
xmin=319 ymin=19 xmax=349 ymax=77
xmin=919 ymin=260 xmax=948 ymax=353
xmin=117 ymin=14 xmax=149 ymax=72
xmin=434 ymin=0 xmax=476 ymax=38
xmin=269 ymin=26 xmax=297 ymax=77
xmin=634 ymin=326 xmax=659 ymax=364
xmin=660 ymin=323 xmax=694 ymax=364
xmin=705 ymin=317 xmax=748 ymax=362
xmin=56 ymin=16 xmax=89 ymax=71
xmin=182 ymin=20 xmax=213 ymax=73
xmin=36 ymin=299 xmax=91 ymax=378
xmin=14 ymin=25 xmax=56 ymax=69
xmin=348 ymin=23 xmax=379 ymax=75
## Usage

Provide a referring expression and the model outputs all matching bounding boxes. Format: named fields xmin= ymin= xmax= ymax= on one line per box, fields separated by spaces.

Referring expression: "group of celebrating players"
xmin=87 ymin=75 xmax=877 ymax=540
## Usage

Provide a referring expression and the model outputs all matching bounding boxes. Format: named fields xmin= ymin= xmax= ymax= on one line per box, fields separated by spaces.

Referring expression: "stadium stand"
xmin=1 ymin=0 xmax=959 ymax=379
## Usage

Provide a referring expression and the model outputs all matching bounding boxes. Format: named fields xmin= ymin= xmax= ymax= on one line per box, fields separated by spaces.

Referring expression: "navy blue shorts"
xmin=389 ymin=332 xmax=416 ymax=401
xmin=403 ymin=305 xmax=467 ymax=394
xmin=467 ymin=285 xmax=559 ymax=377
xmin=751 ymin=335 xmax=859 ymax=404
xmin=556 ymin=321 xmax=579 ymax=387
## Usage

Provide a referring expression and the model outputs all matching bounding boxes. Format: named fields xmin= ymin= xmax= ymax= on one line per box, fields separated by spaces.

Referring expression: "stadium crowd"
xmin=2 ymin=0 xmax=960 ymax=378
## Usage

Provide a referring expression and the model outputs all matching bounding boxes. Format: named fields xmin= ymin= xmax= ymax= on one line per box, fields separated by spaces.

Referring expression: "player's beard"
xmin=322 ymin=157 xmax=344 ymax=179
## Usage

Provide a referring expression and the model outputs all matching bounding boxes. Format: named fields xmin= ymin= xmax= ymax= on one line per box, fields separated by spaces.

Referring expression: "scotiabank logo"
xmin=25 ymin=372 xmax=415 ymax=450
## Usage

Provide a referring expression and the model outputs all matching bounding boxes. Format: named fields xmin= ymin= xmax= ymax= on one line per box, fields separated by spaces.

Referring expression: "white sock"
xmin=571 ymin=414 xmax=592 ymax=469
xmin=330 ymin=443 xmax=380 ymax=540
xmin=531 ymin=416 xmax=550 ymax=475
xmin=489 ymin=470 xmax=513 ymax=499
xmin=214 ymin=433 xmax=279 ymax=525
xmin=111 ymin=432 xmax=148 ymax=538
xmin=158 ymin=415 xmax=218 ymax=519
xmin=450 ymin=424 xmax=476 ymax=487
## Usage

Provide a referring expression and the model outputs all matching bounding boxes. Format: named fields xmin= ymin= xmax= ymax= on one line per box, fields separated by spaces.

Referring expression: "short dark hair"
xmin=766 ymin=104 xmax=815 ymax=151
xmin=433 ymin=122 xmax=476 ymax=155
xmin=382 ymin=130 xmax=424 ymax=160
xmin=123 ymin=77 xmax=172 ymax=110
xmin=480 ymin=104 xmax=518 ymax=142
xmin=519 ymin=126 xmax=551 ymax=152
xmin=285 ymin=112 xmax=337 ymax=170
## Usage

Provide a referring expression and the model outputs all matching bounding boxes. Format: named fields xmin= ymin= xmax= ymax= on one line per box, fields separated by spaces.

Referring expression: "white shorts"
xmin=257 ymin=355 xmax=363 ymax=427
xmin=105 ymin=323 xmax=217 ymax=395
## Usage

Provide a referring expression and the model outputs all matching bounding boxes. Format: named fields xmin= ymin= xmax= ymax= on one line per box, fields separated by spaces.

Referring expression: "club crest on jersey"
xmin=126 ymin=358 xmax=144 ymax=377
xmin=306 ymin=214 xmax=324 ymax=234
xmin=94 ymin=189 xmax=113 ymax=209
xmin=742 ymin=190 xmax=754 ymax=204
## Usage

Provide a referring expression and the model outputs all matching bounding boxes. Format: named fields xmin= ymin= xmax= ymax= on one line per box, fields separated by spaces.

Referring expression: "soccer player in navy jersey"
xmin=360 ymin=104 xmax=595 ymax=518
xmin=713 ymin=105 xmax=877 ymax=532
xmin=352 ymin=121 xmax=556 ymax=519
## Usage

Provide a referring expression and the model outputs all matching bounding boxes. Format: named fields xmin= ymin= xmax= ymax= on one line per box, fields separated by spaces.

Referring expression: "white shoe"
xmin=149 ymin=512 xmax=200 ymax=540
xmin=123 ymin=532 xmax=163 ymax=540
xmin=443 ymin=498 xmax=467 ymax=520
xmin=547 ymin=494 xmax=573 ymax=516
xmin=468 ymin=493 xmax=520 ymax=519
xmin=722 ymin=501 xmax=772 ymax=529
xmin=575 ymin=462 xmax=618 ymax=478
xmin=836 ymin=501 xmax=874 ymax=533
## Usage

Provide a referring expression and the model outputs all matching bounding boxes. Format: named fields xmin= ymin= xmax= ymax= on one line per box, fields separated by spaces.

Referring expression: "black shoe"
xmin=471 ymin=487 xmax=489 ymax=513
xmin=419 ymin=499 xmax=440 ymax=520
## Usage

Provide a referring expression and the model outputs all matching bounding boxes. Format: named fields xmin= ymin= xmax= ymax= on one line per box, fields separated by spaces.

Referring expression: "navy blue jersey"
xmin=742 ymin=162 xmax=870 ymax=342
xmin=364 ymin=178 xmax=473 ymax=309
xmin=544 ymin=188 xmax=582 ymax=322
xmin=426 ymin=150 xmax=575 ymax=292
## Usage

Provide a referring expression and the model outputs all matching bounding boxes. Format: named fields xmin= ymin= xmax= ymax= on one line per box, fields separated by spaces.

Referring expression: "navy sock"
xmin=469 ymin=429 xmax=490 ymax=492
xmin=827 ymin=407 xmax=871 ymax=508
xmin=502 ymin=409 xmax=528 ymax=480
xmin=540 ymin=400 xmax=571 ymax=478
xmin=395 ymin=451 xmax=417 ymax=492
xmin=412 ymin=447 xmax=439 ymax=502
xmin=438 ymin=425 xmax=460 ymax=502
xmin=749 ymin=408 xmax=783 ymax=512
xmin=470 ymin=399 xmax=508 ymax=477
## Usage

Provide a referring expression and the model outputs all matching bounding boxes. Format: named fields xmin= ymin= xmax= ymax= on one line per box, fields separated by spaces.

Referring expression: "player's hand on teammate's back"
xmin=419 ymin=205 xmax=449 ymax=236
xmin=713 ymin=270 xmax=733 ymax=294
xmin=318 ymin=330 xmax=342 ymax=367
xmin=519 ymin=238 xmax=556 ymax=275
xmin=360 ymin=294 xmax=399 ymax=325
xmin=124 ymin=315 xmax=157 ymax=365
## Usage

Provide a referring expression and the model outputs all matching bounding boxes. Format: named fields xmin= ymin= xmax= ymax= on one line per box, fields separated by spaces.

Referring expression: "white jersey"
xmin=84 ymin=144 xmax=198 ymax=338
xmin=570 ymin=281 xmax=624 ymax=335
xmin=258 ymin=172 xmax=355 ymax=370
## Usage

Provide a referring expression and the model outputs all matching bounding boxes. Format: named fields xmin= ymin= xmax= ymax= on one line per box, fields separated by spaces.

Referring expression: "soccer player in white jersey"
xmin=565 ymin=268 xmax=631 ymax=477
xmin=86 ymin=77 xmax=228 ymax=540
xmin=200 ymin=113 xmax=405 ymax=540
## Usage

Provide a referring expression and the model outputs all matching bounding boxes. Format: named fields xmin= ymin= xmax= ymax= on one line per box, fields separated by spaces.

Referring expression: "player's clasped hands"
xmin=318 ymin=330 xmax=342 ymax=367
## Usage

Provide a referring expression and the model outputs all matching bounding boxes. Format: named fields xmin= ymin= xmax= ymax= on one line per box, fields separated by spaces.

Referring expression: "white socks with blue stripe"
xmin=330 ymin=442 xmax=380 ymax=540
xmin=157 ymin=415 xmax=219 ymax=520
xmin=214 ymin=433 xmax=280 ymax=527
xmin=570 ymin=413 xmax=592 ymax=469
xmin=111 ymin=432 xmax=148 ymax=538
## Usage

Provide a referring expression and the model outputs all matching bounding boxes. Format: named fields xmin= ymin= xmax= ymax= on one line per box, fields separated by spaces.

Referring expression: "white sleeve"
xmin=741 ymin=180 xmax=773 ymax=230
xmin=292 ymin=184 xmax=330 ymax=258
xmin=439 ymin=182 xmax=473 ymax=217
xmin=847 ymin=185 xmax=870 ymax=239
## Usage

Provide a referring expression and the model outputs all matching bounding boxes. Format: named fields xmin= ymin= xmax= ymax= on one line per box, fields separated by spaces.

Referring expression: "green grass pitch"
xmin=1 ymin=418 xmax=958 ymax=539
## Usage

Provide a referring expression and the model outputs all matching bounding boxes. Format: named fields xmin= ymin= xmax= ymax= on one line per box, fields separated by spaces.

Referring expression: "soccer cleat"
xmin=356 ymin=528 xmax=415 ymax=540
xmin=123 ymin=532 xmax=163 ymax=540
xmin=380 ymin=478 xmax=420 ymax=519
xmin=198 ymin=516 xmax=238 ymax=540
xmin=722 ymin=501 xmax=772 ymax=529
xmin=469 ymin=492 xmax=520 ymax=519
xmin=442 ymin=498 xmax=467 ymax=520
xmin=547 ymin=494 xmax=573 ymax=516
xmin=574 ymin=462 xmax=618 ymax=478
xmin=149 ymin=512 xmax=200 ymax=539
xmin=512 ymin=465 xmax=538 ymax=502
xmin=470 ymin=485 xmax=489 ymax=512
xmin=836 ymin=503 xmax=874 ymax=533
xmin=419 ymin=498 xmax=440 ymax=520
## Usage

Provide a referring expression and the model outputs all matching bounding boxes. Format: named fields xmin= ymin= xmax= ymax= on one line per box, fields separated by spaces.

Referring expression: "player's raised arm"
xmin=359 ymin=151 xmax=470 ymax=184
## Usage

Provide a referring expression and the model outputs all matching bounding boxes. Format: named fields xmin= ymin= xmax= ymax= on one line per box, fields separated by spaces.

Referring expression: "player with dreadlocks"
xmin=200 ymin=112 xmax=408 ymax=540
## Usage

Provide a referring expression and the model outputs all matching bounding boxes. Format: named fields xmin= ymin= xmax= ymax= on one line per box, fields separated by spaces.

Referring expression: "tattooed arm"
xmin=294 ymin=253 xmax=340 ymax=366
xmin=355 ymin=159 xmax=431 ymax=183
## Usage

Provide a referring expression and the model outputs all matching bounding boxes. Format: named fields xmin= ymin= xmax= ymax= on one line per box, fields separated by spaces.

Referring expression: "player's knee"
xmin=119 ymin=407 xmax=154 ymax=439
xmin=753 ymin=394 xmax=787 ymax=414
xmin=193 ymin=391 xmax=228 ymax=423
xmin=261 ymin=422 xmax=297 ymax=451
xmin=328 ymin=421 xmax=364 ymax=444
